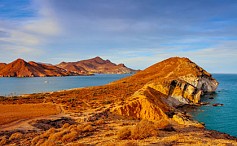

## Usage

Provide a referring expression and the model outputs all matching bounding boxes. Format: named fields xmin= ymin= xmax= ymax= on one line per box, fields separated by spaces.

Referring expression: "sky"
xmin=0 ymin=0 xmax=237 ymax=73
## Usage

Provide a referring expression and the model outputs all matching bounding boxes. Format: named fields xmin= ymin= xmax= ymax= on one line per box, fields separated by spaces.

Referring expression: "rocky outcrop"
xmin=111 ymin=86 xmax=172 ymax=121
xmin=111 ymin=57 xmax=219 ymax=125
xmin=57 ymin=56 xmax=137 ymax=74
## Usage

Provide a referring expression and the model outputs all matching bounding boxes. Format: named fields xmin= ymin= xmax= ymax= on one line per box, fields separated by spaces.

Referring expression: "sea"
xmin=0 ymin=74 xmax=236 ymax=137
xmin=187 ymin=74 xmax=237 ymax=137
xmin=0 ymin=74 xmax=130 ymax=96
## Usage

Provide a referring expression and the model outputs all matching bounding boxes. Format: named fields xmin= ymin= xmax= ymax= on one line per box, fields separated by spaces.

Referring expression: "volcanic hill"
xmin=0 ymin=57 xmax=136 ymax=77
xmin=0 ymin=59 xmax=78 ymax=77
xmin=0 ymin=57 xmax=236 ymax=146
xmin=57 ymin=56 xmax=137 ymax=74
xmin=0 ymin=63 xmax=6 ymax=70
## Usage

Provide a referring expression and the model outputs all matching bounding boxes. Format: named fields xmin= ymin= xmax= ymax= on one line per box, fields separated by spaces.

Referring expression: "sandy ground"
xmin=0 ymin=103 xmax=63 ymax=131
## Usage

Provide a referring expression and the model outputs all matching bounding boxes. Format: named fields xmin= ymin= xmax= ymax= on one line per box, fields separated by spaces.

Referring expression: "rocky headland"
xmin=0 ymin=57 xmax=236 ymax=146
xmin=0 ymin=57 xmax=136 ymax=77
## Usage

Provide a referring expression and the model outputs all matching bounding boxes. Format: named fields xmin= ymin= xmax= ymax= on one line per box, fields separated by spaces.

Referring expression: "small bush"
xmin=120 ymin=141 xmax=138 ymax=146
xmin=95 ymin=119 xmax=105 ymax=125
xmin=66 ymin=143 xmax=87 ymax=146
xmin=35 ymin=138 xmax=45 ymax=146
xmin=48 ymin=129 xmax=69 ymax=142
xmin=41 ymin=127 xmax=56 ymax=138
xmin=130 ymin=120 xmax=158 ymax=140
xmin=9 ymin=132 xmax=23 ymax=141
xmin=61 ymin=130 xmax=78 ymax=142
xmin=117 ymin=127 xmax=131 ymax=140
xmin=62 ymin=123 xmax=71 ymax=128
xmin=31 ymin=136 xmax=41 ymax=145
xmin=0 ymin=136 xmax=7 ymax=145
xmin=154 ymin=119 xmax=170 ymax=129
xmin=82 ymin=124 xmax=94 ymax=132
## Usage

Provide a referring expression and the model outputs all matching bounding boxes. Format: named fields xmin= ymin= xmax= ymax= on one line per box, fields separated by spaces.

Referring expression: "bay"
xmin=0 ymin=74 xmax=130 ymax=96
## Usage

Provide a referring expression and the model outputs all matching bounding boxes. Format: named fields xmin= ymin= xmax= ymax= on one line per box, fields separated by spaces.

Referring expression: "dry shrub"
xmin=48 ymin=129 xmax=70 ymax=142
xmin=69 ymin=125 xmax=77 ymax=131
xmin=130 ymin=120 xmax=158 ymax=140
xmin=62 ymin=123 xmax=71 ymax=128
xmin=0 ymin=136 xmax=7 ymax=146
xmin=103 ymin=142 xmax=116 ymax=146
xmin=95 ymin=119 xmax=105 ymax=125
xmin=66 ymin=143 xmax=87 ymax=146
xmin=61 ymin=130 xmax=78 ymax=142
xmin=104 ymin=141 xmax=138 ymax=146
xmin=35 ymin=138 xmax=45 ymax=146
xmin=119 ymin=141 xmax=138 ymax=146
xmin=117 ymin=127 xmax=132 ymax=140
xmin=41 ymin=127 xmax=56 ymax=138
xmin=76 ymin=122 xmax=92 ymax=132
xmin=9 ymin=132 xmax=23 ymax=141
xmin=82 ymin=124 xmax=94 ymax=132
xmin=154 ymin=119 xmax=170 ymax=129
xmin=31 ymin=135 xmax=41 ymax=145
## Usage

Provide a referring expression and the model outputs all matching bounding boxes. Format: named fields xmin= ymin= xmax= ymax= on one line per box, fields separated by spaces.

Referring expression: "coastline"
xmin=0 ymin=85 xmax=237 ymax=145
xmin=0 ymin=57 xmax=236 ymax=145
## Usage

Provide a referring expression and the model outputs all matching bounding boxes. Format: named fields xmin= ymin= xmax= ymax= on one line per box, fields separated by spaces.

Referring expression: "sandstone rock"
xmin=111 ymin=57 xmax=218 ymax=125
xmin=111 ymin=86 xmax=172 ymax=121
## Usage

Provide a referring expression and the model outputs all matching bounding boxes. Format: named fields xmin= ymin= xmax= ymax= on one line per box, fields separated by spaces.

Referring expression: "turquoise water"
xmin=0 ymin=74 xmax=130 ymax=96
xmin=189 ymin=74 xmax=237 ymax=137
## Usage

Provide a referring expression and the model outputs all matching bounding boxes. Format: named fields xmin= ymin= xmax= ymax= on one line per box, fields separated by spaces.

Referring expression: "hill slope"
xmin=0 ymin=59 xmax=78 ymax=77
xmin=0 ymin=63 xmax=6 ymax=70
xmin=57 ymin=56 xmax=137 ymax=74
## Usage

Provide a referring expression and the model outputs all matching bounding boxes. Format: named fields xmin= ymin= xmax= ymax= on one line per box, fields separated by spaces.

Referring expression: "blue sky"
xmin=0 ymin=0 xmax=237 ymax=73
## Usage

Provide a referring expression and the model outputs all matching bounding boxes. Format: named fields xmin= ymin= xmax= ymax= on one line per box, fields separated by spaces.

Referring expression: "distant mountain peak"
xmin=57 ymin=56 xmax=137 ymax=74
xmin=0 ymin=57 xmax=137 ymax=77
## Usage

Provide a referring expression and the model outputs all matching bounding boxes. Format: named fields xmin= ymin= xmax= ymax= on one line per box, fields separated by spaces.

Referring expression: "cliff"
xmin=111 ymin=57 xmax=218 ymax=123
xmin=0 ymin=59 xmax=80 ymax=77
xmin=57 ymin=56 xmax=137 ymax=74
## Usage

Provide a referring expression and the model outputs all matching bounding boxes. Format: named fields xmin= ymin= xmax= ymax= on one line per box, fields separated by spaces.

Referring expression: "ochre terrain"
xmin=0 ymin=57 xmax=236 ymax=145
xmin=0 ymin=103 xmax=60 ymax=126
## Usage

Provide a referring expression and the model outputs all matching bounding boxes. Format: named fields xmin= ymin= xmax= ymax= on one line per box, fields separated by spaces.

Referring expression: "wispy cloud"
xmin=0 ymin=0 xmax=237 ymax=73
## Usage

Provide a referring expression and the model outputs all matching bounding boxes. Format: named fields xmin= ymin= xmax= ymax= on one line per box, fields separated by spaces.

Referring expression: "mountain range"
xmin=0 ymin=57 xmax=136 ymax=77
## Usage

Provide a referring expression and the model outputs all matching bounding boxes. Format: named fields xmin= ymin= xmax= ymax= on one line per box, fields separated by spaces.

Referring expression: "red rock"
xmin=57 ymin=56 xmax=137 ymax=74
xmin=0 ymin=59 xmax=79 ymax=77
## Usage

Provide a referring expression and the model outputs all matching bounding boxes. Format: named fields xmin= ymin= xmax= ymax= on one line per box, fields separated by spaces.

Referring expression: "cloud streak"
xmin=0 ymin=0 xmax=237 ymax=73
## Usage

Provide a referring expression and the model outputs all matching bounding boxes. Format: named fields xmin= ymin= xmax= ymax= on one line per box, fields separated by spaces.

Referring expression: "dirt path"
xmin=0 ymin=104 xmax=69 ymax=131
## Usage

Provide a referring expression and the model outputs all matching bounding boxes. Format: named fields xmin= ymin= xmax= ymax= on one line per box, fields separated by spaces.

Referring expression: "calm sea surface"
xmin=0 ymin=74 xmax=236 ymax=137
xmin=188 ymin=74 xmax=237 ymax=137
xmin=0 ymin=74 xmax=130 ymax=96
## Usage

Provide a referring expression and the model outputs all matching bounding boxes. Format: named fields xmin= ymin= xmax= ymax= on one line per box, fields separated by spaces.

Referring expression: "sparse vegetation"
xmin=117 ymin=120 xmax=158 ymax=140
xmin=117 ymin=127 xmax=132 ymax=140
xmin=0 ymin=136 xmax=7 ymax=146
xmin=9 ymin=132 xmax=23 ymax=141
xmin=131 ymin=120 xmax=158 ymax=140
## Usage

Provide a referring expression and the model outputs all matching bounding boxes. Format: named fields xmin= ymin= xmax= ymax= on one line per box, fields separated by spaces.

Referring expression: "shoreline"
xmin=1 ymin=85 xmax=237 ymax=140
